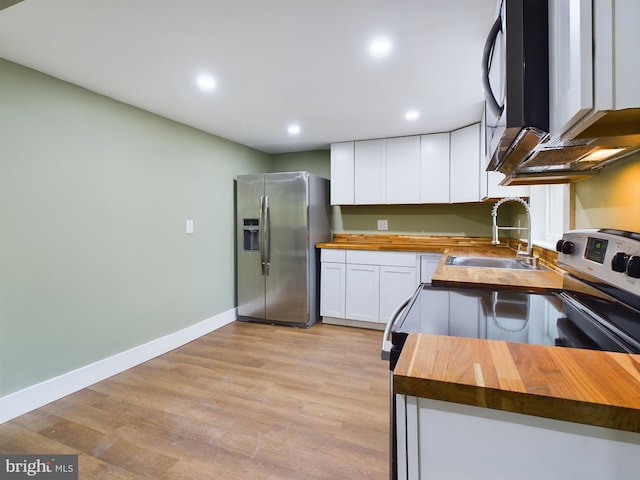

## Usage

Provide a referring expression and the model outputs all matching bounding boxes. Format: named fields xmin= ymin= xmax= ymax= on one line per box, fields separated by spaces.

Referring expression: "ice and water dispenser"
xmin=243 ymin=218 xmax=260 ymax=251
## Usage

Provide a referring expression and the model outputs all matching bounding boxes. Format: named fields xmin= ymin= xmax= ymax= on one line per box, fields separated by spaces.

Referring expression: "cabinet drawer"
xmin=346 ymin=250 xmax=416 ymax=267
xmin=321 ymin=249 xmax=346 ymax=263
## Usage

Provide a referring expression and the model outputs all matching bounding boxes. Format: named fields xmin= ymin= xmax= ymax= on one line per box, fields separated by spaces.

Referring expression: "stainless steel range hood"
xmin=491 ymin=109 xmax=640 ymax=186
xmin=484 ymin=0 xmax=640 ymax=186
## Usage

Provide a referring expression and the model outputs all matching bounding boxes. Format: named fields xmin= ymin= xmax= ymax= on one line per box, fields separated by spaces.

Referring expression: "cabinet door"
xmin=380 ymin=265 xmax=417 ymax=324
xmin=450 ymin=123 xmax=480 ymax=203
xmin=320 ymin=262 xmax=346 ymax=318
xmin=548 ymin=0 xmax=593 ymax=136
xmin=485 ymin=171 xmax=530 ymax=199
xmin=330 ymin=142 xmax=355 ymax=205
xmin=386 ymin=136 xmax=421 ymax=204
xmin=420 ymin=133 xmax=450 ymax=203
xmin=419 ymin=254 xmax=442 ymax=283
xmin=346 ymin=263 xmax=380 ymax=322
xmin=354 ymin=139 xmax=386 ymax=204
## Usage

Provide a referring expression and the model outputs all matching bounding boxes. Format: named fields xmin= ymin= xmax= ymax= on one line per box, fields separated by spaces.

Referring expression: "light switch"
xmin=186 ymin=219 xmax=194 ymax=234
xmin=377 ymin=219 xmax=388 ymax=231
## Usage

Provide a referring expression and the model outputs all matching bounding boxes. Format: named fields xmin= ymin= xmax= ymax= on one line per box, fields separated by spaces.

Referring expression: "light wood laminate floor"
xmin=0 ymin=321 xmax=389 ymax=479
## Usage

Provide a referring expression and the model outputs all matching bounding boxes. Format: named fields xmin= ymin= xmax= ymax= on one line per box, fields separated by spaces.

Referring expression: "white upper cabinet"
xmin=386 ymin=136 xmax=421 ymax=204
xmin=330 ymin=142 xmax=355 ymax=205
xmin=354 ymin=139 xmax=386 ymax=204
xmin=420 ymin=133 xmax=450 ymax=203
xmin=484 ymin=171 xmax=529 ymax=199
xmin=548 ymin=0 xmax=640 ymax=138
xmin=450 ymin=123 xmax=481 ymax=203
xmin=611 ymin=1 xmax=640 ymax=109
xmin=548 ymin=0 xmax=593 ymax=136
xmin=331 ymin=123 xmax=529 ymax=205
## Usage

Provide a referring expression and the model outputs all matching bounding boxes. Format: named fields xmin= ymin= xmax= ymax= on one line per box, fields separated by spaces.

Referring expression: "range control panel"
xmin=557 ymin=229 xmax=640 ymax=296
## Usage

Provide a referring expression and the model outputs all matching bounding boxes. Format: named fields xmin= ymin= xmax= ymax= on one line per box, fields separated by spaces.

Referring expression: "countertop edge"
xmin=393 ymin=374 xmax=640 ymax=433
xmin=393 ymin=334 xmax=640 ymax=433
xmin=316 ymin=234 xmax=499 ymax=252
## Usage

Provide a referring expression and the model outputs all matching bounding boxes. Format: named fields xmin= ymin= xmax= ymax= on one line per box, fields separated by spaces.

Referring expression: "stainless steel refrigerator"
xmin=235 ymin=172 xmax=330 ymax=327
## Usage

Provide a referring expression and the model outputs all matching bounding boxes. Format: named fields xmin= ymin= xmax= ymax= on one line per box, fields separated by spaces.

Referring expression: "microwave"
xmin=482 ymin=0 xmax=549 ymax=173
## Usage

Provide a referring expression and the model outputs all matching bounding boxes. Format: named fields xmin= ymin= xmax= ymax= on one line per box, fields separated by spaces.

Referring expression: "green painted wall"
xmin=0 ymin=59 xmax=271 ymax=395
xmin=332 ymin=203 xmax=497 ymax=236
xmin=573 ymin=152 xmax=640 ymax=232
xmin=9 ymin=50 xmax=627 ymax=399
xmin=271 ymin=150 xmax=330 ymax=179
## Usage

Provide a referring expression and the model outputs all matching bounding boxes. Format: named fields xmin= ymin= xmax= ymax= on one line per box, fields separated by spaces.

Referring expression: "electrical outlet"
xmin=377 ymin=219 xmax=388 ymax=231
xmin=186 ymin=219 xmax=194 ymax=234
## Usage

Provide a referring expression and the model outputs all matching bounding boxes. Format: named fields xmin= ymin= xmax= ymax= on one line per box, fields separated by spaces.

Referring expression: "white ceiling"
xmin=0 ymin=0 xmax=496 ymax=154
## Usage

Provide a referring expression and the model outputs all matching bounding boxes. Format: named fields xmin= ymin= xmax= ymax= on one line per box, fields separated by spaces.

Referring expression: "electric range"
xmin=382 ymin=229 xmax=640 ymax=480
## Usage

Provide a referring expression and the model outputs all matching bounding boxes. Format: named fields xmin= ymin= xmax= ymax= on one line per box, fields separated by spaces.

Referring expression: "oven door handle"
xmin=381 ymin=295 xmax=412 ymax=360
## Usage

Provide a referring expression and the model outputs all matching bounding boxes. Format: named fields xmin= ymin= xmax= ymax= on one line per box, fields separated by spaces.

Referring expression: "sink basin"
xmin=445 ymin=255 xmax=535 ymax=270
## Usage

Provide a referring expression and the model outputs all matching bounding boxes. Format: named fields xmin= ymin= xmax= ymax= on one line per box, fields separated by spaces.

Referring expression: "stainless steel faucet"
xmin=491 ymin=196 xmax=532 ymax=258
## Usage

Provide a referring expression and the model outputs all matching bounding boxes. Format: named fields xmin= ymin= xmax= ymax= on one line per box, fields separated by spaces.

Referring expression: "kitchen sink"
xmin=445 ymin=255 xmax=541 ymax=270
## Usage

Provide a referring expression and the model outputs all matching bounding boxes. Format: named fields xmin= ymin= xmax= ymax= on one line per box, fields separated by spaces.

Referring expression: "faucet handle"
xmin=516 ymin=243 xmax=530 ymax=259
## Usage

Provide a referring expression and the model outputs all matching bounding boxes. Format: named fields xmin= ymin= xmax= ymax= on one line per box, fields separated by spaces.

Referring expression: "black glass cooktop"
xmin=392 ymin=284 xmax=640 ymax=355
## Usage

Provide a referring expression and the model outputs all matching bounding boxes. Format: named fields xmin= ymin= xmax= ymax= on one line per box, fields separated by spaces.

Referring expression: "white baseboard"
xmin=322 ymin=316 xmax=386 ymax=331
xmin=0 ymin=309 xmax=237 ymax=424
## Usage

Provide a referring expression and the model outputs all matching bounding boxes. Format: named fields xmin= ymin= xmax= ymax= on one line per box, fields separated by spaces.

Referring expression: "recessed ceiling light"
xmin=196 ymin=74 xmax=216 ymax=92
xmin=405 ymin=110 xmax=420 ymax=121
xmin=369 ymin=36 xmax=392 ymax=57
xmin=288 ymin=124 xmax=301 ymax=135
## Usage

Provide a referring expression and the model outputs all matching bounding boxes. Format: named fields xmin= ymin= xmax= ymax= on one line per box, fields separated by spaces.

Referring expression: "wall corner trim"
xmin=0 ymin=309 xmax=237 ymax=424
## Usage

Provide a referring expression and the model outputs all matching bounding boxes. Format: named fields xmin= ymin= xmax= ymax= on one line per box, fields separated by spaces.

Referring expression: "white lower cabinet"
xmin=380 ymin=265 xmax=418 ymax=324
xmin=419 ymin=254 xmax=442 ymax=283
xmin=320 ymin=249 xmax=347 ymax=319
xmin=321 ymin=249 xmax=419 ymax=327
xmin=396 ymin=397 xmax=640 ymax=480
xmin=320 ymin=262 xmax=346 ymax=318
xmin=345 ymin=264 xmax=380 ymax=322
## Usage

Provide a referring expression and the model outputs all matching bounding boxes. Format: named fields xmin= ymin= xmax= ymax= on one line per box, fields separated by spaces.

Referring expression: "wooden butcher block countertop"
xmin=394 ymin=334 xmax=640 ymax=433
xmin=432 ymin=246 xmax=564 ymax=291
xmin=316 ymin=233 xmax=497 ymax=252
xmin=317 ymin=234 xmax=564 ymax=291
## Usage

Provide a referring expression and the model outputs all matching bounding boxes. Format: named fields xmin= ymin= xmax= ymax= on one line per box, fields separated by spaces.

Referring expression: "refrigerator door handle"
xmin=259 ymin=195 xmax=266 ymax=276
xmin=264 ymin=195 xmax=271 ymax=275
